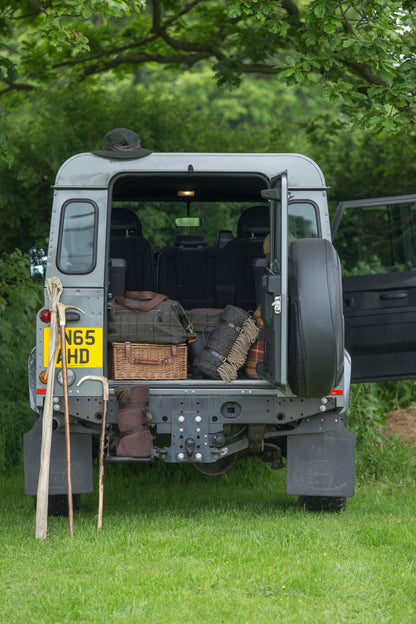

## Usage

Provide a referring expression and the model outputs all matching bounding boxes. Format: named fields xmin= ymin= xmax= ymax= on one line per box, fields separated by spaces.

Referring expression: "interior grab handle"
xmin=380 ymin=292 xmax=408 ymax=300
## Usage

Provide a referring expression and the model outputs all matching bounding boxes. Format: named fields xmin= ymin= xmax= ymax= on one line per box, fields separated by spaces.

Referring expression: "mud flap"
xmin=286 ymin=414 xmax=355 ymax=497
xmin=24 ymin=417 xmax=93 ymax=496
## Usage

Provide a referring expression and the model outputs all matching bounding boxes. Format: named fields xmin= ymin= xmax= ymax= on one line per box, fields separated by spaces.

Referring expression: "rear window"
xmin=58 ymin=201 xmax=97 ymax=273
xmin=288 ymin=202 xmax=319 ymax=239
xmin=110 ymin=201 xmax=320 ymax=248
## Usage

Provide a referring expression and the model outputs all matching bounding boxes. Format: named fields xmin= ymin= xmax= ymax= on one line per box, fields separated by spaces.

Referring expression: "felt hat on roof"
xmin=93 ymin=128 xmax=152 ymax=159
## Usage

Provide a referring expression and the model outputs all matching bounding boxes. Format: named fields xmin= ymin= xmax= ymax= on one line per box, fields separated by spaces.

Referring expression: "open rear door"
xmin=332 ymin=194 xmax=416 ymax=382
xmin=258 ymin=172 xmax=288 ymax=388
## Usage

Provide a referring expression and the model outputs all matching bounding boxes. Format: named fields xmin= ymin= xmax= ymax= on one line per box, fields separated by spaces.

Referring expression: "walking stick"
xmin=57 ymin=302 xmax=84 ymax=538
xmin=35 ymin=277 xmax=63 ymax=539
xmin=77 ymin=375 xmax=109 ymax=533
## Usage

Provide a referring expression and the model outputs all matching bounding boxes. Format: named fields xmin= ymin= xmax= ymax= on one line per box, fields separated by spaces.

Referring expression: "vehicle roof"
xmin=54 ymin=152 xmax=327 ymax=190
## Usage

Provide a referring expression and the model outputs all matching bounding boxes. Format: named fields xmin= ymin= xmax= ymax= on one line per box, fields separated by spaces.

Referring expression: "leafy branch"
xmin=1 ymin=0 xmax=415 ymax=129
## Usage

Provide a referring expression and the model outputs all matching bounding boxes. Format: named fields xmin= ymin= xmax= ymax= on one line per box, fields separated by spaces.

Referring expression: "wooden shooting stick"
xmin=56 ymin=302 xmax=84 ymax=538
xmin=35 ymin=277 xmax=63 ymax=539
xmin=77 ymin=375 xmax=109 ymax=533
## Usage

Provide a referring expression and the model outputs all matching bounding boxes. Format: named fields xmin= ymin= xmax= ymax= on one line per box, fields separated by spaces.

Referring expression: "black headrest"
xmin=237 ymin=205 xmax=270 ymax=238
xmin=111 ymin=208 xmax=143 ymax=236
xmin=174 ymin=235 xmax=207 ymax=247
xmin=217 ymin=230 xmax=233 ymax=248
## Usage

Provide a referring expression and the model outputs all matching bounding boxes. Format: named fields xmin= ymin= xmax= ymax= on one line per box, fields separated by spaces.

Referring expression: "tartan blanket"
xmin=244 ymin=307 xmax=264 ymax=379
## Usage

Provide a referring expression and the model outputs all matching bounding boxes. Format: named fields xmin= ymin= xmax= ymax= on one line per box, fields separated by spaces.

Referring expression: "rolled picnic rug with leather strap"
xmin=195 ymin=305 xmax=259 ymax=383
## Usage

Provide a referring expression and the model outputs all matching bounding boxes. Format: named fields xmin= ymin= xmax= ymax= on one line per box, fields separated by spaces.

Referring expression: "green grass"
xmin=1 ymin=444 xmax=416 ymax=624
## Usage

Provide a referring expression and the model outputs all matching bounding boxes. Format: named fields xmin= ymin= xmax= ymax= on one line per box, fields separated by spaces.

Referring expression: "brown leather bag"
xmin=113 ymin=385 xmax=152 ymax=457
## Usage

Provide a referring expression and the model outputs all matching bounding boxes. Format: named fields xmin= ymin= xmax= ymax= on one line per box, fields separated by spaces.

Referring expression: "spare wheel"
xmin=288 ymin=238 xmax=344 ymax=398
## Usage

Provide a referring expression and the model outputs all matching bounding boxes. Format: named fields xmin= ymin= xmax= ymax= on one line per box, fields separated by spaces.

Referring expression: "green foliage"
xmin=302 ymin=114 xmax=416 ymax=207
xmin=348 ymin=379 xmax=416 ymax=485
xmin=342 ymin=256 xmax=387 ymax=277
xmin=0 ymin=249 xmax=42 ymax=471
xmin=0 ymin=400 xmax=34 ymax=476
xmin=0 ymin=68 xmax=322 ymax=253
xmin=1 ymin=58 xmax=414 ymax=255
xmin=348 ymin=379 xmax=416 ymax=444
xmin=1 ymin=1 xmax=144 ymax=60
xmin=2 ymin=66 xmax=414 ymax=254
xmin=356 ymin=434 xmax=416 ymax=487
xmin=0 ymin=121 xmax=16 ymax=166
xmin=0 ymin=56 xmax=17 ymax=82
xmin=347 ymin=383 xmax=386 ymax=445
xmin=1 ymin=0 xmax=416 ymax=133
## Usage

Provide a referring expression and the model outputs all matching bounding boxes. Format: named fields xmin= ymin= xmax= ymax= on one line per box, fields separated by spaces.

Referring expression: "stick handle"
xmin=77 ymin=375 xmax=109 ymax=400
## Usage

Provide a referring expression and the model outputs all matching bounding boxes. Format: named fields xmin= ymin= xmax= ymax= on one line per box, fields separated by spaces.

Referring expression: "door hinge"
xmin=272 ymin=296 xmax=281 ymax=315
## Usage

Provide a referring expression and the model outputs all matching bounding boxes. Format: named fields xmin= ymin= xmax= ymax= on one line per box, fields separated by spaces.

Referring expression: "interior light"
xmin=177 ymin=190 xmax=195 ymax=197
xmin=40 ymin=309 xmax=51 ymax=323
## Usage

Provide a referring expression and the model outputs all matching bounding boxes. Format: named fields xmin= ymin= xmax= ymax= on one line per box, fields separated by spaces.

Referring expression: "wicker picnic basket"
xmin=110 ymin=342 xmax=187 ymax=380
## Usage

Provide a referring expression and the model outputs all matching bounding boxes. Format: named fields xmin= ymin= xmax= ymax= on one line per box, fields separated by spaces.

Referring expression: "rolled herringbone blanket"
xmin=195 ymin=305 xmax=259 ymax=383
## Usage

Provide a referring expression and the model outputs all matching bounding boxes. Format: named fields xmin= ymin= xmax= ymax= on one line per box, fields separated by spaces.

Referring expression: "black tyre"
xmin=34 ymin=494 xmax=81 ymax=517
xmin=193 ymin=455 xmax=236 ymax=475
xmin=299 ymin=495 xmax=347 ymax=513
xmin=288 ymin=238 xmax=344 ymax=398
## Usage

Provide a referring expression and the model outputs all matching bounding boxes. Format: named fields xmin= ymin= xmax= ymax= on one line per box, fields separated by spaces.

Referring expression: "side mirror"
xmin=29 ymin=247 xmax=48 ymax=283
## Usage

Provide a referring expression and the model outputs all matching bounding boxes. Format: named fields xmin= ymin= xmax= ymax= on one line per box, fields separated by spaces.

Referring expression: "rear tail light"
xmin=40 ymin=309 xmax=51 ymax=323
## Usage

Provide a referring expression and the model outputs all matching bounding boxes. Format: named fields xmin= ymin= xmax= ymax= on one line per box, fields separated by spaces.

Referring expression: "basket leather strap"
xmin=125 ymin=342 xmax=177 ymax=365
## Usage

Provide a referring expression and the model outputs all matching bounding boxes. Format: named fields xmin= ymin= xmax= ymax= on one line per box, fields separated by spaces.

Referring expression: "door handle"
xmin=380 ymin=292 xmax=408 ymax=300
xmin=272 ymin=295 xmax=281 ymax=314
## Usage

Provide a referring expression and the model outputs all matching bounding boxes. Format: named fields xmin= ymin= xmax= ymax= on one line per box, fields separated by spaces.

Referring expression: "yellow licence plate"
xmin=43 ymin=327 xmax=103 ymax=368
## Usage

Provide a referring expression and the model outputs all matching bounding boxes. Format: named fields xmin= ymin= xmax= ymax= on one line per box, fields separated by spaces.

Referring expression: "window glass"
xmin=111 ymin=201 xmax=319 ymax=248
xmin=58 ymin=202 xmax=96 ymax=273
xmin=333 ymin=202 xmax=416 ymax=276
xmin=288 ymin=202 xmax=319 ymax=239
